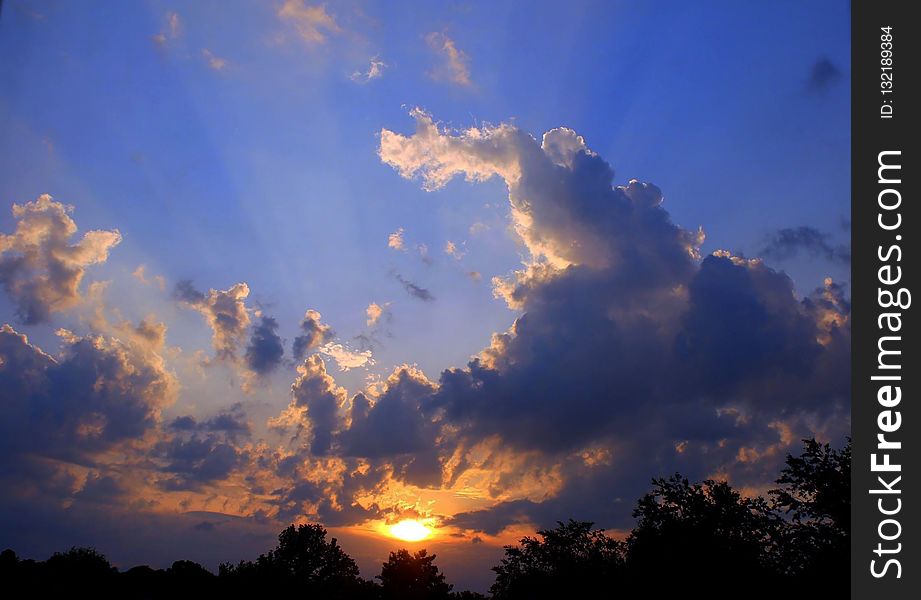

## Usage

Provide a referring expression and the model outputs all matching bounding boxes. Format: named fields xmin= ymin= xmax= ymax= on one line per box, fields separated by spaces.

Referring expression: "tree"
xmin=220 ymin=524 xmax=367 ymax=598
xmin=769 ymin=437 xmax=850 ymax=591
xmin=625 ymin=475 xmax=780 ymax=591
xmin=377 ymin=549 xmax=453 ymax=600
xmin=490 ymin=520 xmax=625 ymax=600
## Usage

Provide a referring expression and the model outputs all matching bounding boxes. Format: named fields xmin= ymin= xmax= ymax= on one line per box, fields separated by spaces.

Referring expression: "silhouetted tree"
xmin=220 ymin=524 xmax=369 ymax=598
xmin=625 ymin=475 xmax=780 ymax=592
xmin=377 ymin=549 xmax=453 ymax=600
xmin=770 ymin=437 xmax=850 ymax=593
xmin=490 ymin=520 xmax=625 ymax=599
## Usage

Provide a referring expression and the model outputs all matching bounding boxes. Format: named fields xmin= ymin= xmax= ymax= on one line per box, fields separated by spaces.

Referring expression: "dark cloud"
xmin=271 ymin=354 xmax=346 ymax=455
xmin=759 ymin=226 xmax=850 ymax=264
xmin=806 ymin=57 xmax=841 ymax=93
xmin=168 ymin=408 xmax=250 ymax=440
xmin=245 ymin=315 xmax=284 ymax=375
xmin=0 ymin=195 xmax=121 ymax=324
xmin=172 ymin=279 xmax=206 ymax=304
xmin=173 ymin=280 xmax=251 ymax=359
xmin=0 ymin=324 xmax=175 ymax=464
xmin=157 ymin=434 xmax=247 ymax=490
xmin=374 ymin=111 xmax=849 ymax=531
xmin=392 ymin=271 xmax=435 ymax=301
xmin=292 ymin=309 xmax=334 ymax=360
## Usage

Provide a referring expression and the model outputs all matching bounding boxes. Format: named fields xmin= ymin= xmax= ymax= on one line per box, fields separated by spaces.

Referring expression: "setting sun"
xmin=389 ymin=519 xmax=433 ymax=542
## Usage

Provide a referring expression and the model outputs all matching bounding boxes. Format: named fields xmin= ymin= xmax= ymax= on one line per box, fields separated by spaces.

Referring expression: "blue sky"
xmin=0 ymin=0 xmax=850 ymax=590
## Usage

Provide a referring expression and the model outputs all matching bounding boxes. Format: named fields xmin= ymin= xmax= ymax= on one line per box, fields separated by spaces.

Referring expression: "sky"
xmin=0 ymin=0 xmax=850 ymax=592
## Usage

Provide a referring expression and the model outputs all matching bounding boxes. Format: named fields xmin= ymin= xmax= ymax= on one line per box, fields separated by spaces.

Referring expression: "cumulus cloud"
xmin=292 ymin=309 xmax=334 ymax=360
xmin=0 ymin=194 xmax=121 ymax=324
xmin=271 ymin=354 xmax=348 ymax=455
xmin=0 ymin=324 xmax=176 ymax=464
xmin=245 ymin=315 xmax=285 ymax=375
xmin=278 ymin=0 xmax=340 ymax=44
xmin=388 ymin=227 xmax=406 ymax=251
xmin=375 ymin=109 xmax=849 ymax=531
xmin=173 ymin=280 xmax=251 ymax=359
xmin=366 ymin=302 xmax=390 ymax=327
xmin=425 ymin=32 xmax=472 ymax=86
xmin=760 ymin=226 xmax=850 ymax=264
xmin=351 ymin=56 xmax=386 ymax=83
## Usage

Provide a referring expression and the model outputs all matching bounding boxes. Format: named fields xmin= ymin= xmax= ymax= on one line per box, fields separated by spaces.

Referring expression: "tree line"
xmin=0 ymin=438 xmax=848 ymax=599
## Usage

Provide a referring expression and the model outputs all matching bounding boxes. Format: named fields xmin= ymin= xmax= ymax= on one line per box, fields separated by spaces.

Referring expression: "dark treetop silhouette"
xmin=0 ymin=438 xmax=848 ymax=599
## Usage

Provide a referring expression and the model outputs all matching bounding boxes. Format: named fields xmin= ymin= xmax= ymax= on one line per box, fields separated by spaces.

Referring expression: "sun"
xmin=389 ymin=519 xmax=433 ymax=542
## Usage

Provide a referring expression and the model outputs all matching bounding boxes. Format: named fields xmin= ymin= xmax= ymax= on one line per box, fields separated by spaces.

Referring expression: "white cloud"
xmin=351 ymin=56 xmax=387 ymax=83
xmin=319 ymin=342 xmax=373 ymax=371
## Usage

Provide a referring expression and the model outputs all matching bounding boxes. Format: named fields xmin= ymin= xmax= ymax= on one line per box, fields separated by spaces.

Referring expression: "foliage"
xmin=377 ymin=548 xmax=454 ymax=600
xmin=491 ymin=520 xmax=624 ymax=599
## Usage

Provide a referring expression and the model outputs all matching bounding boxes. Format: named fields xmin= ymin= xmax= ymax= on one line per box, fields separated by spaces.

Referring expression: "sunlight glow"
xmin=389 ymin=519 xmax=433 ymax=542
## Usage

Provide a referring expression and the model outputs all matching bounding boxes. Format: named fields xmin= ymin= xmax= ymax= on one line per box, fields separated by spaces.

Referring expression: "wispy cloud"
xmin=392 ymin=271 xmax=435 ymax=302
xmin=202 ymin=48 xmax=228 ymax=71
xmin=152 ymin=11 xmax=182 ymax=46
xmin=760 ymin=226 xmax=850 ymax=264
xmin=425 ymin=32 xmax=472 ymax=86
xmin=278 ymin=0 xmax=340 ymax=44
xmin=351 ymin=56 xmax=387 ymax=83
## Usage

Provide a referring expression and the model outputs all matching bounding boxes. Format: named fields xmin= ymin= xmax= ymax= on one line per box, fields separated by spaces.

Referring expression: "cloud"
xmin=444 ymin=240 xmax=466 ymax=260
xmin=425 ymin=32 xmax=472 ymax=86
xmin=132 ymin=264 xmax=166 ymax=291
xmin=0 ymin=323 xmax=176 ymax=465
xmin=351 ymin=56 xmax=386 ymax=83
xmin=759 ymin=226 xmax=850 ymax=264
xmin=173 ymin=281 xmax=251 ymax=359
xmin=270 ymin=354 xmax=347 ymax=455
xmin=292 ymin=309 xmax=334 ymax=360
xmin=366 ymin=302 xmax=390 ymax=327
xmin=0 ymin=105 xmax=851 ymax=560
xmin=806 ymin=57 xmax=841 ymax=93
xmin=152 ymin=11 xmax=182 ymax=46
xmin=392 ymin=271 xmax=435 ymax=302
xmin=168 ymin=12 xmax=182 ymax=38
xmin=278 ymin=0 xmax=340 ymax=44
xmin=318 ymin=342 xmax=373 ymax=371
xmin=245 ymin=315 xmax=285 ymax=376
xmin=376 ymin=109 xmax=848 ymax=530
xmin=169 ymin=408 xmax=250 ymax=440
xmin=0 ymin=194 xmax=121 ymax=324
xmin=388 ymin=227 xmax=406 ymax=251
xmin=202 ymin=48 xmax=227 ymax=71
